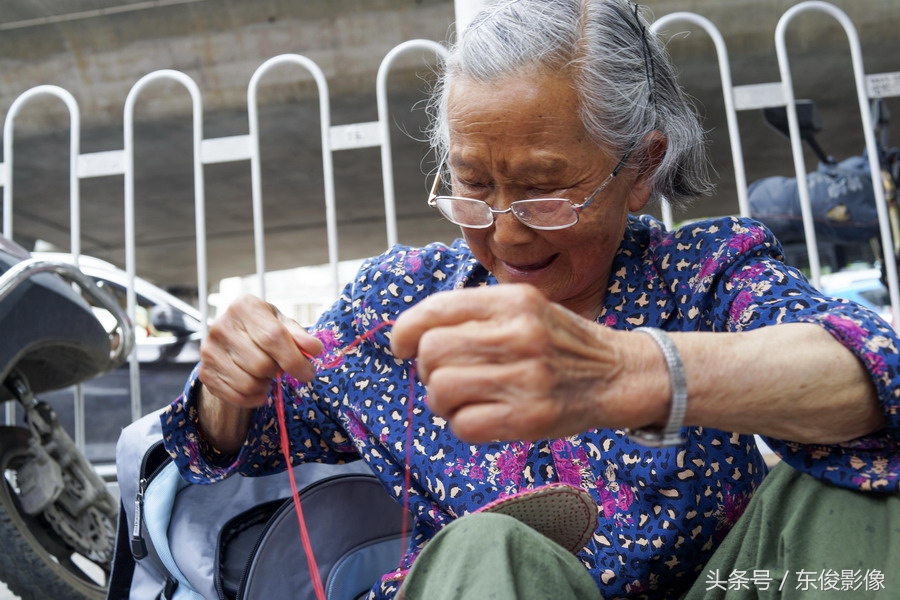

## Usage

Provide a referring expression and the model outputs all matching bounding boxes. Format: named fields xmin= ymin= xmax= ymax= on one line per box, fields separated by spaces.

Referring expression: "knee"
xmin=401 ymin=512 xmax=600 ymax=600
xmin=434 ymin=511 xmax=529 ymax=551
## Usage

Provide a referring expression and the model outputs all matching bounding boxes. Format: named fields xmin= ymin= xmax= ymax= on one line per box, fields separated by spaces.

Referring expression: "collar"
xmin=456 ymin=215 xmax=677 ymax=329
xmin=596 ymin=215 xmax=676 ymax=330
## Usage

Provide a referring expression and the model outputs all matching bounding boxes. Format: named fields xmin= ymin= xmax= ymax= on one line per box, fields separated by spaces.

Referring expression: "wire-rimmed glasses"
xmin=427 ymin=151 xmax=632 ymax=231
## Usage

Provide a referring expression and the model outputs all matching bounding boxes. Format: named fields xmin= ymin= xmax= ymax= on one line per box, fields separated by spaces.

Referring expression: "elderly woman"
xmin=161 ymin=0 xmax=899 ymax=598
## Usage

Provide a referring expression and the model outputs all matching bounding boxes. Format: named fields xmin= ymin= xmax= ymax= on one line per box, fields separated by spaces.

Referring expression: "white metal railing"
xmin=1 ymin=85 xmax=89 ymax=447
xmin=244 ymin=41 xmax=448 ymax=302
xmin=774 ymin=1 xmax=900 ymax=324
xmin=650 ymin=12 xmax=749 ymax=227
xmin=1 ymin=3 xmax=897 ymax=453
xmin=377 ymin=40 xmax=450 ymax=251
xmin=124 ymin=70 xmax=208 ymax=421
xmin=0 ymin=40 xmax=446 ymax=448
xmin=247 ymin=55 xmax=336 ymax=300
xmin=653 ymin=2 xmax=900 ymax=327
xmin=3 ymin=86 xmax=81 ymax=251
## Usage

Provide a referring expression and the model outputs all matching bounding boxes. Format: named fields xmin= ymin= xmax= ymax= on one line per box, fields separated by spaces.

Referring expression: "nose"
xmin=480 ymin=187 xmax=530 ymax=239
xmin=489 ymin=204 xmax=535 ymax=244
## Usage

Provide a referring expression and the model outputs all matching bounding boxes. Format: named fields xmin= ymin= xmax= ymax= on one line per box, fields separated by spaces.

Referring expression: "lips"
xmin=501 ymin=254 xmax=558 ymax=277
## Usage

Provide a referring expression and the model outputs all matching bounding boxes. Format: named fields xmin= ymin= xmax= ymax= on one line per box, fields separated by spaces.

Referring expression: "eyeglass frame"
xmin=427 ymin=149 xmax=633 ymax=231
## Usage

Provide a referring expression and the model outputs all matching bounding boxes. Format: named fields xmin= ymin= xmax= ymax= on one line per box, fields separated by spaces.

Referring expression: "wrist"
xmin=625 ymin=327 xmax=687 ymax=447
xmin=196 ymin=383 xmax=254 ymax=456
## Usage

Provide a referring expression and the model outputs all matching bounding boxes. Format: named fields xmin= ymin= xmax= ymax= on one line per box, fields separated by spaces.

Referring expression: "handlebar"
xmin=0 ymin=258 xmax=135 ymax=367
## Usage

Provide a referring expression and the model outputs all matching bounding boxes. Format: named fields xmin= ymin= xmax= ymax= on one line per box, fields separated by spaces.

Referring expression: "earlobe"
xmin=627 ymin=131 xmax=667 ymax=212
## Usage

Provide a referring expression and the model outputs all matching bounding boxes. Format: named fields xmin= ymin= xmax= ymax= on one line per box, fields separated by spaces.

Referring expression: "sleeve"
xmin=159 ymin=280 xmax=363 ymax=484
xmin=160 ymin=240 xmax=476 ymax=484
xmin=676 ymin=217 xmax=900 ymax=492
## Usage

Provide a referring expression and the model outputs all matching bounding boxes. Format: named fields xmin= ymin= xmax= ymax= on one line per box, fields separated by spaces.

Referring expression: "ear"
xmin=626 ymin=131 xmax=667 ymax=213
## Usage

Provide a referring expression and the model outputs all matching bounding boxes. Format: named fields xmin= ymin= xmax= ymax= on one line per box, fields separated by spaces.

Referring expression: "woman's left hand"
xmin=391 ymin=284 xmax=666 ymax=442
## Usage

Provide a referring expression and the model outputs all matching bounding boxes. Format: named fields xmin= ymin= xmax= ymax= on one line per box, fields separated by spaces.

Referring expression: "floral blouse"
xmin=161 ymin=215 xmax=900 ymax=599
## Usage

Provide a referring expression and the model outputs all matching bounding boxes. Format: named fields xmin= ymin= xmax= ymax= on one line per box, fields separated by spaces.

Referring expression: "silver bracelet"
xmin=625 ymin=327 xmax=687 ymax=447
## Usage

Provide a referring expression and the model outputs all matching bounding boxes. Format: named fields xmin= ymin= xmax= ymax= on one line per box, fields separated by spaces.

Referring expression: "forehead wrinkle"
xmin=446 ymin=72 xmax=595 ymax=181
xmin=448 ymin=119 xmax=576 ymax=172
xmin=448 ymin=154 xmax=574 ymax=185
xmin=448 ymin=115 xmax=568 ymax=139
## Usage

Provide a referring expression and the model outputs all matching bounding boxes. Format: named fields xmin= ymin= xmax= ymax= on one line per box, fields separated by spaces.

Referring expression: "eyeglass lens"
xmin=434 ymin=197 xmax=493 ymax=228
xmin=434 ymin=196 xmax=579 ymax=229
xmin=512 ymin=199 xmax=579 ymax=228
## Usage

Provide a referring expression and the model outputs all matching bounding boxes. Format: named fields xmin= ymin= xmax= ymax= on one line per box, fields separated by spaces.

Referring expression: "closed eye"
xmin=450 ymin=172 xmax=573 ymax=199
xmin=453 ymin=178 xmax=492 ymax=196
xmin=523 ymin=186 xmax=570 ymax=199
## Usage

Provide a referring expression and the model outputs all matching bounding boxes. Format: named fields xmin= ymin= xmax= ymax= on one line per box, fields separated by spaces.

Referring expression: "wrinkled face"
xmin=446 ymin=70 xmax=649 ymax=318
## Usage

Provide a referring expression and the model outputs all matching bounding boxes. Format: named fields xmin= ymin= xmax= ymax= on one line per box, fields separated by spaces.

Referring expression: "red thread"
xmin=401 ymin=361 xmax=416 ymax=564
xmin=302 ymin=319 xmax=395 ymax=368
xmin=274 ymin=381 xmax=326 ymax=600
xmin=274 ymin=319 xmax=411 ymax=599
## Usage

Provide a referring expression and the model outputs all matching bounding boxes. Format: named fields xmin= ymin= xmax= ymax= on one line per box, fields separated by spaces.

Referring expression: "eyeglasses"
xmin=427 ymin=151 xmax=631 ymax=231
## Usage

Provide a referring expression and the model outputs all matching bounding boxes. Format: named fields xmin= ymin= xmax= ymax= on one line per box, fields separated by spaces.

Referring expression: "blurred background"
xmin=1 ymin=4 xmax=896 ymax=597
xmin=1 ymin=0 xmax=896 ymax=307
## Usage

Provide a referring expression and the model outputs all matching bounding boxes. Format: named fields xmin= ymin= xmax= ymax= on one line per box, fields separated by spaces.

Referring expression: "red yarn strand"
xmin=274 ymin=376 xmax=327 ymax=600
xmin=274 ymin=319 xmax=411 ymax=599
xmin=401 ymin=361 xmax=416 ymax=564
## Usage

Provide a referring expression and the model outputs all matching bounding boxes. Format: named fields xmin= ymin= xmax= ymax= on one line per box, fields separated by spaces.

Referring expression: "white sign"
xmin=866 ymin=72 xmax=900 ymax=99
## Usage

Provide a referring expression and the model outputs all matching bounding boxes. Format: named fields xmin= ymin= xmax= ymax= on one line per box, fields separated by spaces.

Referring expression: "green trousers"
xmin=399 ymin=463 xmax=899 ymax=599
xmin=682 ymin=462 xmax=899 ymax=599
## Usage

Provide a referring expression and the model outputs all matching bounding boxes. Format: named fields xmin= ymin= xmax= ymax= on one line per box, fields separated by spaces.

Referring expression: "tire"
xmin=0 ymin=427 xmax=111 ymax=600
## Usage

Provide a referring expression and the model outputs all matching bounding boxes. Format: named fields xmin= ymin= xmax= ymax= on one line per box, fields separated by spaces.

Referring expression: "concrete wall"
xmin=3 ymin=0 xmax=893 ymax=133
xmin=0 ymin=0 xmax=455 ymax=133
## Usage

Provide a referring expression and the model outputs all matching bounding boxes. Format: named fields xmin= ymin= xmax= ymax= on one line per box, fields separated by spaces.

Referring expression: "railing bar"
xmin=376 ymin=39 xmax=449 ymax=248
xmin=247 ymin=54 xmax=338 ymax=299
xmin=652 ymin=12 xmax=751 ymax=218
xmin=776 ymin=1 xmax=900 ymax=327
xmin=123 ymin=70 xmax=208 ymax=423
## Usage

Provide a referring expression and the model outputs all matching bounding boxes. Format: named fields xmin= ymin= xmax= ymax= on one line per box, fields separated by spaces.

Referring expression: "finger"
xmin=199 ymin=296 xmax=318 ymax=405
xmin=279 ymin=312 xmax=324 ymax=363
xmin=414 ymin=317 xmax=546 ymax=383
xmin=392 ymin=284 xmax=546 ymax=358
xmin=426 ymin=361 xmax=558 ymax=439
xmin=197 ymin=358 xmax=272 ymax=408
xmin=447 ymin=402 xmax=515 ymax=444
xmin=198 ymin=322 xmax=280 ymax=407
xmin=426 ymin=360 xmax=540 ymax=415
xmin=230 ymin=297 xmax=318 ymax=381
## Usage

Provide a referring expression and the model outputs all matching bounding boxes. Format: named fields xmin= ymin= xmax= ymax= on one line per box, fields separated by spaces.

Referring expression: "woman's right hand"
xmin=198 ymin=294 xmax=324 ymax=408
xmin=195 ymin=295 xmax=324 ymax=453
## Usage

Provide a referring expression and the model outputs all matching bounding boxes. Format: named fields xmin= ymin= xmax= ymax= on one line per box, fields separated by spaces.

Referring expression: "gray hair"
xmin=427 ymin=0 xmax=713 ymax=208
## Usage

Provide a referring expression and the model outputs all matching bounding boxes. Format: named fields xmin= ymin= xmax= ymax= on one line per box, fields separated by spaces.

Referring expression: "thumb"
xmin=280 ymin=313 xmax=324 ymax=359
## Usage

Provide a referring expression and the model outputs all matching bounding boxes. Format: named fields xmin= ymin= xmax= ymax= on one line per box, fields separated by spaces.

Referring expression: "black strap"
xmin=162 ymin=577 xmax=179 ymax=599
xmin=105 ymin=499 xmax=136 ymax=600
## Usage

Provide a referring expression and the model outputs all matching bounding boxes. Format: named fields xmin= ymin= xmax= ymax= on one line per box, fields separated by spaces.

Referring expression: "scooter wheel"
xmin=0 ymin=426 xmax=109 ymax=600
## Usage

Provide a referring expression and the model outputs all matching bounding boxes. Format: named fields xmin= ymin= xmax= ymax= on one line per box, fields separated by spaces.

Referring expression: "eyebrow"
xmin=447 ymin=156 xmax=573 ymax=180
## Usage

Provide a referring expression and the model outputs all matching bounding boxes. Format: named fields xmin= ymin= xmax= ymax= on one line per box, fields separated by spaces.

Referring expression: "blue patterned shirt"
xmin=161 ymin=215 xmax=900 ymax=599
